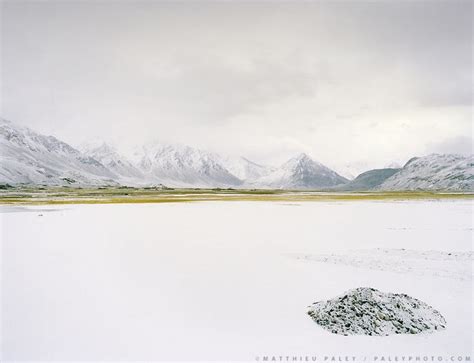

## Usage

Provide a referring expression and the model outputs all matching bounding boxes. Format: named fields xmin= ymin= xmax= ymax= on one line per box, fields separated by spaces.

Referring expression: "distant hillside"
xmin=337 ymin=168 xmax=401 ymax=191
xmin=379 ymin=154 xmax=473 ymax=191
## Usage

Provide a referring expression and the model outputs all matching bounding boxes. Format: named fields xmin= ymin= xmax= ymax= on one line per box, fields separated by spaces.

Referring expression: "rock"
xmin=307 ymin=287 xmax=446 ymax=336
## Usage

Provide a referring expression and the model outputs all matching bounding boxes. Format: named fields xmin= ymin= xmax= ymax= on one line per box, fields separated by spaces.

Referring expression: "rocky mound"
xmin=307 ymin=287 xmax=446 ymax=336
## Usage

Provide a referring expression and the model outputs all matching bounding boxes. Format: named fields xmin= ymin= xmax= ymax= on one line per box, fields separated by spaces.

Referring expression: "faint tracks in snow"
xmin=294 ymin=249 xmax=474 ymax=281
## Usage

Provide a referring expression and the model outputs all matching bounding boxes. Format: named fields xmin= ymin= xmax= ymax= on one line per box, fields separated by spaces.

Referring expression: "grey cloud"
xmin=428 ymin=136 xmax=473 ymax=156
xmin=1 ymin=0 xmax=472 ymax=172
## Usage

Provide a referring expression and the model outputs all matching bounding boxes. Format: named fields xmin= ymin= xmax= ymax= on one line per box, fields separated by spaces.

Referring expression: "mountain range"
xmin=0 ymin=118 xmax=472 ymax=191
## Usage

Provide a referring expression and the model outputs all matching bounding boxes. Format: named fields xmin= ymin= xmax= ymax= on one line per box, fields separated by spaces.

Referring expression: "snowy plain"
xmin=1 ymin=200 xmax=473 ymax=361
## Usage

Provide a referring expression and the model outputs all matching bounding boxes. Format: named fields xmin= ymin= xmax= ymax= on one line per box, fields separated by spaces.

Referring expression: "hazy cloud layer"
xmin=1 ymin=0 xmax=472 ymax=174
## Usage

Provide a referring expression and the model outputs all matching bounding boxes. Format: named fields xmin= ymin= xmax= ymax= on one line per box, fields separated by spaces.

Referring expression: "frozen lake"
xmin=1 ymin=200 xmax=473 ymax=361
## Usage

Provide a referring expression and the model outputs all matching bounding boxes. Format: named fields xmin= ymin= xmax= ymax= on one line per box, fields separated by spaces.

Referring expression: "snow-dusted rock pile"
xmin=307 ymin=287 xmax=446 ymax=336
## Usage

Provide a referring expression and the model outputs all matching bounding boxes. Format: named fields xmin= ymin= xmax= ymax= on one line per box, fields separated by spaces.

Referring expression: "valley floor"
xmin=1 ymin=200 xmax=473 ymax=361
xmin=0 ymin=186 xmax=473 ymax=205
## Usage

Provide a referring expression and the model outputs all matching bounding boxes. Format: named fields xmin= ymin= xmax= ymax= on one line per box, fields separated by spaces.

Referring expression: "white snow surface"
xmin=1 ymin=200 xmax=472 ymax=361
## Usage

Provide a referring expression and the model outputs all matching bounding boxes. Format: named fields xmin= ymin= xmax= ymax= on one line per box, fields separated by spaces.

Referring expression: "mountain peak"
xmin=253 ymin=153 xmax=348 ymax=189
xmin=292 ymin=152 xmax=312 ymax=162
xmin=131 ymin=142 xmax=242 ymax=188
xmin=283 ymin=153 xmax=325 ymax=171
xmin=81 ymin=141 xmax=116 ymax=154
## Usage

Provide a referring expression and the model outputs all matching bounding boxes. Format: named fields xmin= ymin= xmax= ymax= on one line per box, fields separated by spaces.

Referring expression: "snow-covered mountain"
xmin=131 ymin=143 xmax=242 ymax=188
xmin=0 ymin=119 xmax=118 ymax=186
xmin=1 ymin=119 xmax=473 ymax=191
xmin=217 ymin=155 xmax=274 ymax=181
xmin=80 ymin=142 xmax=145 ymax=184
xmin=252 ymin=153 xmax=348 ymax=189
xmin=0 ymin=119 xmax=245 ymax=188
xmin=379 ymin=154 xmax=474 ymax=191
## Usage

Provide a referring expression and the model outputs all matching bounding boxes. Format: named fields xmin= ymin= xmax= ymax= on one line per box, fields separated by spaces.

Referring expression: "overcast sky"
xmin=1 ymin=0 xmax=472 ymax=174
